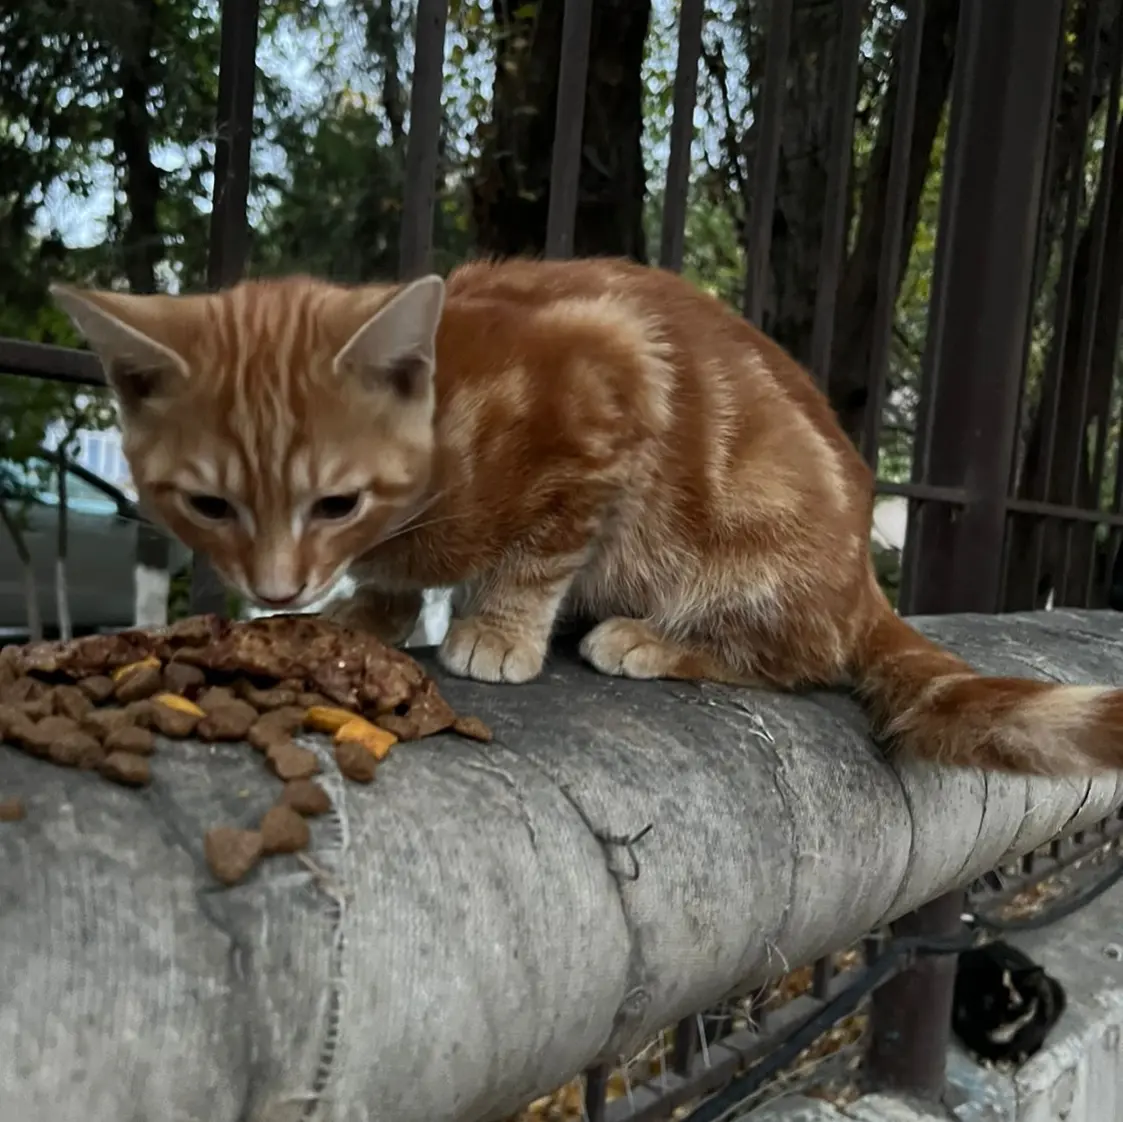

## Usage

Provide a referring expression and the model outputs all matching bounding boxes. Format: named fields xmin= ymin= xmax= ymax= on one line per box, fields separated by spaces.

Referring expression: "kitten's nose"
xmin=254 ymin=584 xmax=307 ymax=608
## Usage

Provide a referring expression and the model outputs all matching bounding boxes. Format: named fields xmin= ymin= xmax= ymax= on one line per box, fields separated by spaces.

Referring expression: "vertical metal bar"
xmin=206 ymin=0 xmax=259 ymax=289
xmin=583 ymin=1064 xmax=609 ymax=1122
xmin=860 ymin=0 xmax=926 ymax=470
xmin=672 ymin=1013 xmax=700 ymax=1075
xmin=810 ymin=0 xmax=865 ymax=388
xmin=1062 ymin=14 xmax=1123 ymax=602
xmin=741 ymin=0 xmax=793 ymax=324
xmin=398 ymin=0 xmax=449 ymax=279
xmin=194 ymin=0 xmax=260 ymax=617
xmin=902 ymin=0 xmax=1066 ymax=617
xmin=1029 ymin=3 xmax=1103 ymax=603
xmin=811 ymin=954 xmax=834 ymax=1000
xmin=544 ymin=0 xmax=594 ymax=258
xmin=659 ymin=0 xmax=705 ymax=272
xmin=867 ymin=890 xmax=965 ymax=1099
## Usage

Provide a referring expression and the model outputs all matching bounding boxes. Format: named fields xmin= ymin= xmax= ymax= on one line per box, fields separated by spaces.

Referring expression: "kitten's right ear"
xmin=50 ymin=284 xmax=189 ymax=414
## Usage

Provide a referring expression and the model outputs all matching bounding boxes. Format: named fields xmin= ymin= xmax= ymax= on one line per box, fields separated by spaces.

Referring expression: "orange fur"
xmin=52 ymin=258 xmax=1123 ymax=776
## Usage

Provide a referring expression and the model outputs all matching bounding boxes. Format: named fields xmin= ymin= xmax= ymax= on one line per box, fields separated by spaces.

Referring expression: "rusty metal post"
xmin=544 ymin=0 xmax=594 ymax=258
xmin=899 ymin=0 xmax=1065 ymax=618
xmin=193 ymin=0 xmax=260 ymax=616
xmin=659 ymin=0 xmax=705 ymax=271
xmin=872 ymin=0 xmax=1066 ymax=1101
xmin=399 ymin=0 xmax=449 ymax=279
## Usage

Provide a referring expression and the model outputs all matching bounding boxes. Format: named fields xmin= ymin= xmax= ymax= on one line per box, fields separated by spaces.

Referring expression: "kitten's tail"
xmin=851 ymin=605 xmax=1123 ymax=775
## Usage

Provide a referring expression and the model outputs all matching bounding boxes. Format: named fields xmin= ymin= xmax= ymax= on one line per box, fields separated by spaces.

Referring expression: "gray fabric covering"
xmin=2 ymin=609 xmax=1123 ymax=1122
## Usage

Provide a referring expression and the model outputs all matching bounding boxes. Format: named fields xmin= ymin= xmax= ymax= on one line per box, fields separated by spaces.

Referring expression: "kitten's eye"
xmin=311 ymin=492 xmax=362 ymax=521
xmin=186 ymin=493 xmax=235 ymax=521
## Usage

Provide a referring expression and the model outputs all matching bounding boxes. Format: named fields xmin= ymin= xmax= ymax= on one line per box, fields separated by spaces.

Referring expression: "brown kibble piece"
xmin=197 ymin=699 xmax=258 ymax=742
xmin=260 ymin=804 xmax=311 ymax=854
xmin=21 ymin=715 xmax=83 ymax=758
xmin=0 ymin=676 xmax=44 ymax=704
xmin=297 ymin=691 xmax=332 ymax=709
xmin=0 ymin=797 xmax=25 ymax=822
xmin=15 ymin=697 xmax=53 ymax=722
xmin=278 ymin=779 xmax=332 ymax=816
xmin=52 ymin=684 xmax=93 ymax=721
xmin=267 ymin=741 xmax=320 ymax=780
xmin=148 ymin=699 xmax=199 ymax=738
xmin=334 ymin=740 xmax=377 ymax=783
xmin=236 ymin=680 xmax=299 ymax=711
xmin=204 ymin=826 xmax=263 ymax=886
xmin=0 ymin=703 xmax=26 ymax=739
xmin=114 ymin=663 xmax=163 ymax=703
xmin=247 ymin=707 xmax=305 ymax=752
xmin=77 ymin=675 xmax=115 ymax=703
xmin=48 ymin=728 xmax=105 ymax=769
xmin=104 ymin=725 xmax=156 ymax=757
xmin=197 ymin=686 xmax=238 ymax=712
xmin=162 ymin=662 xmax=206 ymax=695
xmin=452 ymin=714 xmax=493 ymax=743
xmin=99 ymin=751 xmax=151 ymax=787
xmin=125 ymin=700 xmax=156 ymax=728
xmin=81 ymin=707 xmax=135 ymax=739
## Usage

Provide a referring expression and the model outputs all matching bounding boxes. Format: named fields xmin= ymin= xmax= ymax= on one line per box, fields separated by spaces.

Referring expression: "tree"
xmin=471 ymin=0 xmax=653 ymax=260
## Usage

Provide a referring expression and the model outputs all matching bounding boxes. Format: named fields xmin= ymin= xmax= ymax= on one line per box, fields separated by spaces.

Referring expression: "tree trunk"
xmin=114 ymin=0 xmax=163 ymax=294
xmin=825 ymin=0 xmax=960 ymax=443
xmin=472 ymin=0 xmax=652 ymax=260
xmin=0 ymin=503 xmax=41 ymax=641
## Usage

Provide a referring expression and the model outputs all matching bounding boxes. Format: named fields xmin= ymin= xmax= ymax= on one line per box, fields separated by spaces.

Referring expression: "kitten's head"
xmin=52 ymin=275 xmax=446 ymax=610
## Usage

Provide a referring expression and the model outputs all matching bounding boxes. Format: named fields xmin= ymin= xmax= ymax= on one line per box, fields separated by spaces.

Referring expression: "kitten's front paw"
xmin=439 ymin=618 xmax=546 ymax=684
xmin=579 ymin=617 xmax=681 ymax=679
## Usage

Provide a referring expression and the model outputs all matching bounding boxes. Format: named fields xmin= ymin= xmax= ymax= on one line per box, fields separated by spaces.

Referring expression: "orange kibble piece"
xmin=111 ymin=657 xmax=160 ymax=682
xmin=333 ymin=717 xmax=398 ymax=761
xmin=304 ymin=705 xmax=359 ymax=733
xmin=152 ymin=692 xmax=205 ymax=717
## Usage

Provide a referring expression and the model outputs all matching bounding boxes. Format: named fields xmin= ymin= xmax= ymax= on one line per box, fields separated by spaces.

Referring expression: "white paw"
xmin=439 ymin=618 xmax=546 ymax=684
xmin=579 ymin=618 xmax=678 ymax=679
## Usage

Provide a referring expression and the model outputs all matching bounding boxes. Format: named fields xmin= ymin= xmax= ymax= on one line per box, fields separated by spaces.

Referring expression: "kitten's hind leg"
xmin=580 ymin=617 xmax=758 ymax=687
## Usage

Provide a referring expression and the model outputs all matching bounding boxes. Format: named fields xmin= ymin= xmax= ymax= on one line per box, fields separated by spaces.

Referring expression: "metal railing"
xmin=3 ymin=0 xmax=1123 ymax=1117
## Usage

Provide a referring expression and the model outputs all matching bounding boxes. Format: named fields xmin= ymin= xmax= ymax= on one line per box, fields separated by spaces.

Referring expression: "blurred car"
xmin=0 ymin=450 xmax=190 ymax=637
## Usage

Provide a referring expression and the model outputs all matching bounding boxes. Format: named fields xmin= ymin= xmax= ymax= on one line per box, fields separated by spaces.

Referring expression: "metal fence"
xmin=2 ymin=0 xmax=1123 ymax=1117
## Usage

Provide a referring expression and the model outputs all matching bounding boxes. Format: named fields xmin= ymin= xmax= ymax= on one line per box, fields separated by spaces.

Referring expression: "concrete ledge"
xmin=2 ymin=610 xmax=1123 ymax=1122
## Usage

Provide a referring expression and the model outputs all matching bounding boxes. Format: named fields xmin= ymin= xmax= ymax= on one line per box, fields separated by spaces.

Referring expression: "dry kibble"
xmin=297 ymin=692 xmax=332 ymax=709
xmin=99 ymin=751 xmax=152 ymax=787
xmin=103 ymin=725 xmax=156 ymax=757
xmin=197 ymin=686 xmax=238 ymax=713
xmin=21 ymin=715 xmax=83 ymax=758
xmin=452 ymin=714 xmax=493 ymax=743
xmin=334 ymin=717 xmax=397 ymax=761
xmin=278 ymin=779 xmax=332 ymax=817
xmin=197 ymin=699 xmax=258 ymax=742
xmin=1 ymin=676 xmax=43 ymax=704
xmin=248 ymin=706 xmax=306 ymax=752
xmin=260 ymin=804 xmax=311 ymax=854
xmin=204 ymin=826 xmax=263 ymax=886
xmin=52 ymin=684 xmax=93 ymax=721
xmin=236 ymin=680 xmax=299 ymax=711
xmin=81 ymin=707 xmax=135 ymax=739
xmin=77 ymin=675 xmax=115 ymax=703
xmin=48 ymin=728 xmax=105 ymax=769
xmin=124 ymin=700 xmax=156 ymax=728
xmin=111 ymin=656 xmax=161 ymax=682
xmin=152 ymin=692 xmax=205 ymax=717
xmin=304 ymin=705 xmax=358 ymax=733
xmin=0 ymin=797 xmax=25 ymax=822
xmin=15 ymin=697 xmax=53 ymax=722
xmin=267 ymin=741 xmax=320 ymax=781
xmin=162 ymin=662 xmax=206 ymax=695
xmin=148 ymin=698 xmax=200 ymax=738
xmin=334 ymin=739 xmax=377 ymax=783
xmin=113 ymin=662 xmax=164 ymax=703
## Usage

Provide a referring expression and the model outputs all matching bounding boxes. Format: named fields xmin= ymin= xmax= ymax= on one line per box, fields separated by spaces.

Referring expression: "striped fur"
xmin=53 ymin=258 xmax=1123 ymax=776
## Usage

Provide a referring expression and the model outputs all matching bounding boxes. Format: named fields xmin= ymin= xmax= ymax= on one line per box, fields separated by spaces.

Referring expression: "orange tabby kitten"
xmin=53 ymin=258 xmax=1123 ymax=775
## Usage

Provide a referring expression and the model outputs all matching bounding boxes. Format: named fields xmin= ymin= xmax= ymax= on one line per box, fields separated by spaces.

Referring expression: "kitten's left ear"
xmin=334 ymin=274 xmax=445 ymax=400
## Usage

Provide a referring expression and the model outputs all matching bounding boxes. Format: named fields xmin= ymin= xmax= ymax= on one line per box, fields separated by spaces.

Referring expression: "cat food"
xmin=278 ymin=779 xmax=332 ymax=817
xmin=0 ymin=797 xmax=25 ymax=822
xmin=0 ymin=613 xmax=490 ymax=884
xmin=205 ymin=826 xmax=264 ymax=886
xmin=260 ymin=805 xmax=311 ymax=855
xmin=99 ymin=751 xmax=152 ymax=787
xmin=334 ymin=740 xmax=378 ymax=784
